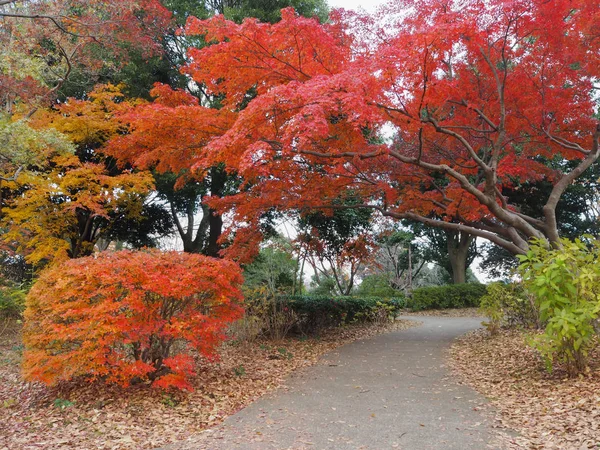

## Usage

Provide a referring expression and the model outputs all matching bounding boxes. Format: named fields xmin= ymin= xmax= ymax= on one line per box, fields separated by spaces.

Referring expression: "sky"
xmin=326 ymin=0 xmax=385 ymax=13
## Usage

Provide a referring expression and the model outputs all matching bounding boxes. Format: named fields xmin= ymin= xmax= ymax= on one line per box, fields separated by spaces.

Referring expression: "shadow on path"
xmin=162 ymin=316 xmax=501 ymax=450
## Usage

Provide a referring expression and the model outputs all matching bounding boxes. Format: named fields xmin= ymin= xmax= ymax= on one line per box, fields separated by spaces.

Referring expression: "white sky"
xmin=327 ymin=0 xmax=385 ymax=13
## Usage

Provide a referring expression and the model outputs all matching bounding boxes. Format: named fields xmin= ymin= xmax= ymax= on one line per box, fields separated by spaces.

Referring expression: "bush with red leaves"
xmin=22 ymin=250 xmax=244 ymax=390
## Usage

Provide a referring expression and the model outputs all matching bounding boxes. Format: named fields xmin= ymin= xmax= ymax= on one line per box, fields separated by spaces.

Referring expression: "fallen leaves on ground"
xmin=450 ymin=329 xmax=600 ymax=449
xmin=0 ymin=319 xmax=418 ymax=450
xmin=402 ymin=307 xmax=482 ymax=317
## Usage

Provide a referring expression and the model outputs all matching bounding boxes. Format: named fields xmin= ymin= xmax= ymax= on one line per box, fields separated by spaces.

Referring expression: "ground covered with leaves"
xmin=450 ymin=329 xmax=600 ymax=449
xmin=0 ymin=319 xmax=417 ymax=450
xmin=402 ymin=307 xmax=482 ymax=317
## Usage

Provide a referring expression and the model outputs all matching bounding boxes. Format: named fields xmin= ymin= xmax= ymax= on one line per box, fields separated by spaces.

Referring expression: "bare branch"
xmin=297 ymin=148 xmax=385 ymax=160
xmin=543 ymin=124 xmax=600 ymax=242
xmin=424 ymin=115 xmax=490 ymax=171
xmin=494 ymin=185 xmax=508 ymax=209
xmin=472 ymin=107 xmax=499 ymax=131
xmin=0 ymin=166 xmax=23 ymax=182
xmin=0 ymin=12 xmax=84 ymax=39
xmin=448 ymin=100 xmax=498 ymax=131
xmin=323 ymin=203 xmax=526 ymax=254
xmin=543 ymin=128 xmax=589 ymax=154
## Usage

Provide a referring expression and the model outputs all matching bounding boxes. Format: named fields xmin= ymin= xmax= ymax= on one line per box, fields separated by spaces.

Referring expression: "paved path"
xmin=164 ymin=316 xmax=500 ymax=450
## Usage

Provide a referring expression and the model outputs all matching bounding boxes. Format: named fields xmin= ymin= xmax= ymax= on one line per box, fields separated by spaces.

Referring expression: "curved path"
xmin=163 ymin=317 xmax=500 ymax=450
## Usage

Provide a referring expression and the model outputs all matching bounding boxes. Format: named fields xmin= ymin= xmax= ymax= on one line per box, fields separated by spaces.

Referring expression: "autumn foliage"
xmin=164 ymin=1 xmax=600 ymax=257
xmin=3 ymin=156 xmax=154 ymax=264
xmin=22 ymin=250 xmax=244 ymax=390
xmin=0 ymin=0 xmax=171 ymax=111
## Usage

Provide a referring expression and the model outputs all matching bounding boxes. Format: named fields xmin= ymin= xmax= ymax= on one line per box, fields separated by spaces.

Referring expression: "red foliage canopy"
xmin=105 ymin=83 xmax=236 ymax=181
xmin=176 ymin=1 xmax=599 ymax=255
xmin=22 ymin=250 xmax=244 ymax=391
xmin=0 ymin=0 xmax=172 ymax=109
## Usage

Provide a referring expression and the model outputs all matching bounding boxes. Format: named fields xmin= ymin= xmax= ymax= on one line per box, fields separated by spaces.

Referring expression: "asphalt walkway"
xmin=163 ymin=316 xmax=500 ymax=450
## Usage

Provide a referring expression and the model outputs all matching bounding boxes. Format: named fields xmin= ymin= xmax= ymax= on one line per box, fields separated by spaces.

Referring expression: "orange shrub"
xmin=22 ymin=250 xmax=244 ymax=390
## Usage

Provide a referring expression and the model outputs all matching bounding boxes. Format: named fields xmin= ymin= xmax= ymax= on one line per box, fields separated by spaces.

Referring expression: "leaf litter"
xmin=402 ymin=307 xmax=482 ymax=318
xmin=450 ymin=329 xmax=600 ymax=449
xmin=0 ymin=319 xmax=417 ymax=450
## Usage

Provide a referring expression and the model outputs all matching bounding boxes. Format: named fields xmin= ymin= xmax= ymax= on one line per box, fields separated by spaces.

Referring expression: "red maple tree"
xmin=171 ymin=1 xmax=599 ymax=256
xmin=22 ymin=250 xmax=244 ymax=390
xmin=1 ymin=0 xmax=171 ymax=111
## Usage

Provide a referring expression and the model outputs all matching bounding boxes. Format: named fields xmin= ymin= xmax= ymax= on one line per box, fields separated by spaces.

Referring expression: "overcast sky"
xmin=326 ymin=0 xmax=385 ymax=13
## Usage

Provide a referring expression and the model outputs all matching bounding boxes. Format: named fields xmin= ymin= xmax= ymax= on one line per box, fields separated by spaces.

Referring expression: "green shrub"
xmin=479 ymin=285 xmax=504 ymax=335
xmin=239 ymin=287 xmax=300 ymax=341
xmin=355 ymin=274 xmax=404 ymax=298
xmin=479 ymin=282 xmax=540 ymax=334
xmin=409 ymin=283 xmax=486 ymax=311
xmin=236 ymin=292 xmax=406 ymax=339
xmin=0 ymin=282 xmax=27 ymax=319
xmin=518 ymin=237 xmax=600 ymax=376
xmin=276 ymin=295 xmax=405 ymax=334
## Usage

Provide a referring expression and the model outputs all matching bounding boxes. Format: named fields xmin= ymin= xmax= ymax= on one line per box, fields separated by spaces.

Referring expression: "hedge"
xmin=276 ymin=295 xmax=406 ymax=333
xmin=409 ymin=283 xmax=487 ymax=311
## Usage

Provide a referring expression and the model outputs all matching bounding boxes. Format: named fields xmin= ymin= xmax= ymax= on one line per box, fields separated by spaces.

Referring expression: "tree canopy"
xmin=2 ymin=0 xmax=599 ymax=276
xmin=173 ymin=0 xmax=599 ymax=258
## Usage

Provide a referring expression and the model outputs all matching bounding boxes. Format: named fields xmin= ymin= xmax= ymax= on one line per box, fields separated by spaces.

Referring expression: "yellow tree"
xmin=2 ymin=155 xmax=154 ymax=264
xmin=3 ymin=85 xmax=156 ymax=265
xmin=0 ymin=113 xmax=74 ymax=215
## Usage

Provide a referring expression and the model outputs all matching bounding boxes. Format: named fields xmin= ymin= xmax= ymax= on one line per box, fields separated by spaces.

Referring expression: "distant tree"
xmin=297 ymin=194 xmax=374 ymax=296
xmin=355 ymin=273 xmax=403 ymax=297
xmin=243 ymin=237 xmax=299 ymax=296
xmin=408 ymin=223 xmax=478 ymax=284
xmin=371 ymin=230 xmax=426 ymax=292
xmin=223 ymin=0 xmax=328 ymax=23
xmin=308 ymin=272 xmax=338 ymax=296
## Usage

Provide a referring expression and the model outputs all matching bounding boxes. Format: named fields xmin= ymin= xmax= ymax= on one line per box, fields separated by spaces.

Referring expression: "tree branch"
xmin=543 ymin=128 xmax=589 ymax=154
xmin=543 ymin=124 xmax=600 ymax=243
xmin=0 ymin=166 xmax=22 ymax=182
xmin=424 ymin=116 xmax=490 ymax=171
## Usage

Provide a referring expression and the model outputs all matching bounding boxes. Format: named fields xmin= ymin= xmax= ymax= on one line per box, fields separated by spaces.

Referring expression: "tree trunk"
xmin=205 ymin=211 xmax=222 ymax=257
xmin=446 ymin=230 xmax=474 ymax=284
xmin=204 ymin=166 xmax=226 ymax=258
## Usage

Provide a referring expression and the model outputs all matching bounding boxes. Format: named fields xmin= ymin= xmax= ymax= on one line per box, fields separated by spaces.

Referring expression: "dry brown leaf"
xmin=450 ymin=329 xmax=600 ymax=449
xmin=0 ymin=319 xmax=417 ymax=449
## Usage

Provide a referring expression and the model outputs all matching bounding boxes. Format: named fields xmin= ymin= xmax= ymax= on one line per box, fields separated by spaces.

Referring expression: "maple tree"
xmin=0 ymin=0 xmax=171 ymax=111
xmin=102 ymin=0 xmax=331 ymax=258
xmin=177 ymin=1 xmax=599 ymax=257
xmin=2 ymin=156 xmax=154 ymax=264
xmin=22 ymin=250 xmax=244 ymax=390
